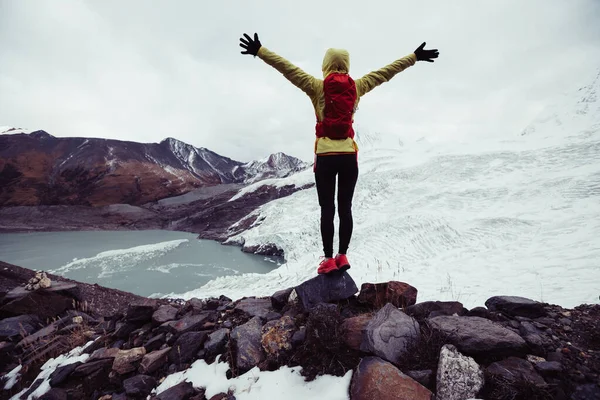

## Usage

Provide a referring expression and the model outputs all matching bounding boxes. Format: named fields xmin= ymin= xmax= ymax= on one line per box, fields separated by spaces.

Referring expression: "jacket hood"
xmin=322 ymin=48 xmax=350 ymax=78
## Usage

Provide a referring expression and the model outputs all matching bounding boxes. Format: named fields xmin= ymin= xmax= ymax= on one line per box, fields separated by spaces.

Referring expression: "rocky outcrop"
xmin=0 ymin=282 xmax=81 ymax=319
xmin=2 ymin=266 xmax=599 ymax=400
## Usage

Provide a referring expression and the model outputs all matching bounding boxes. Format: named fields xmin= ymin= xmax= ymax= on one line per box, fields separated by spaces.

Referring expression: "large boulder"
xmin=153 ymin=305 xmax=179 ymax=325
xmin=361 ymin=303 xmax=420 ymax=364
xmin=350 ymin=356 xmax=432 ymax=400
xmin=428 ymin=315 xmax=527 ymax=357
xmin=235 ymin=298 xmax=273 ymax=319
xmin=358 ymin=281 xmax=418 ymax=309
xmin=139 ymin=347 xmax=171 ymax=374
xmin=231 ymin=316 xmax=265 ymax=372
xmin=293 ymin=272 xmax=358 ymax=310
xmin=485 ymin=296 xmax=546 ymax=318
xmin=0 ymin=283 xmax=81 ymax=319
xmin=169 ymin=331 xmax=208 ymax=365
xmin=436 ymin=344 xmax=484 ymax=400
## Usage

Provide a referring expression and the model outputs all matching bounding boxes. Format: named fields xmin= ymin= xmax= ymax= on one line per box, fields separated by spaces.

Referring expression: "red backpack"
xmin=316 ymin=72 xmax=357 ymax=140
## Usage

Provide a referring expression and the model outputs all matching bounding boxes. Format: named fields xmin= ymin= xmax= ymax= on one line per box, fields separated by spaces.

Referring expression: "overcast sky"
xmin=1 ymin=0 xmax=599 ymax=162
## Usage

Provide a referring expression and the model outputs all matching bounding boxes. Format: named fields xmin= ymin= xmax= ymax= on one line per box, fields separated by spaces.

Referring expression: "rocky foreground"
xmin=0 ymin=264 xmax=599 ymax=400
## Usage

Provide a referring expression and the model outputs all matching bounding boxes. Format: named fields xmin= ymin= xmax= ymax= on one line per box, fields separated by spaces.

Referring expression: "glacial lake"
xmin=0 ymin=230 xmax=281 ymax=297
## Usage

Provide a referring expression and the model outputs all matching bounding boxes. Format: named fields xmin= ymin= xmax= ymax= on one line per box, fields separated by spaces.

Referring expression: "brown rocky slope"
xmin=0 ymin=129 xmax=308 ymax=207
xmin=1 ymin=262 xmax=599 ymax=400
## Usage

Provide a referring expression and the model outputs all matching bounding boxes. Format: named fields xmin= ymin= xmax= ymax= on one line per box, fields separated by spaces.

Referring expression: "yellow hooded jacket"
xmin=257 ymin=47 xmax=417 ymax=155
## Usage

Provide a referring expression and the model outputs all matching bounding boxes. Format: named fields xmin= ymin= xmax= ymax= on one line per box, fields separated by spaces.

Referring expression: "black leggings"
xmin=314 ymin=154 xmax=359 ymax=258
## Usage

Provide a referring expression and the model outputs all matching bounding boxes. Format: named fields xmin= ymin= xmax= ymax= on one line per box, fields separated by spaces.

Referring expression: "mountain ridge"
xmin=0 ymin=128 xmax=309 ymax=207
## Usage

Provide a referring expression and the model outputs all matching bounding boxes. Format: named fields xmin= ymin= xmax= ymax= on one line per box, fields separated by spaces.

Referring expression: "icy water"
xmin=0 ymin=230 xmax=281 ymax=297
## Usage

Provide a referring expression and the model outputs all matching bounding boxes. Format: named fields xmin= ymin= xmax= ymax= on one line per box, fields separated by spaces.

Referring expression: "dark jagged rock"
xmin=123 ymin=374 xmax=157 ymax=397
xmin=169 ymin=331 xmax=208 ymax=365
xmin=271 ymin=288 xmax=293 ymax=310
xmin=485 ymin=295 xmax=546 ymax=318
xmin=163 ymin=312 xmax=214 ymax=335
xmin=405 ymin=301 xmax=466 ymax=319
xmin=361 ymin=303 xmax=420 ymax=364
xmin=139 ymin=347 xmax=171 ymax=374
xmin=231 ymin=316 xmax=265 ymax=373
xmin=49 ymin=361 xmax=81 ymax=387
xmin=204 ymin=328 xmax=230 ymax=357
xmin=0 ymin=314 xmax=41 ymax=340
xmin=357 ymin=281 xmax=418 ymax=309
xmin=0 ymin=283 xmax=81 ymax=319
xmin=350 ymin=356 xmax=432 ymax=400
xmin=72 ymin=358 xmax=113 ymax=378
xmin=234 ymin=298 xmax=273 ymax=319
xmin=144 ymin=333 xmax=166 ymax=352
xmin=294 ymin=271 xmax=358 ymax=310
xmin=89 ymin=347 xmax=120 ymax=361
xmin=126 ymin=301 xmax=158 ymax=323
xmin=428 ymin=315 xmax=527 ymax=358
xmin=153 ymin=305 xmax=179 ymax=325
xmin=156 ymin=380 xmax=196 ymax=400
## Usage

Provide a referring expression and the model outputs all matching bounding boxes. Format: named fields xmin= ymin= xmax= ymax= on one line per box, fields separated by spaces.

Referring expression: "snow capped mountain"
xmin=0 ymin=131 xmax=309 ymax=206
xmin=233 ymin=152 xmax=310 ymax=184
xmin=177 ymin=71 xmax=600 ymax=310
xmin=159 ymin=137 xmax=243 ymax=183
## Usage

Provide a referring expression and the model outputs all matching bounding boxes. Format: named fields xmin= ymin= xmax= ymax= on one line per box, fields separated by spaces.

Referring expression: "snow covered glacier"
xmin=176 ymin=70 xmax=600 ymax=310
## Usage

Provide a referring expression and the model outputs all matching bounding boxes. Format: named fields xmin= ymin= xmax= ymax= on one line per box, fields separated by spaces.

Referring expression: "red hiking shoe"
xmin=335 ymin=253 xmax=351 ymax=271
xmin=317 ymin=257 xmax=338 ymax=274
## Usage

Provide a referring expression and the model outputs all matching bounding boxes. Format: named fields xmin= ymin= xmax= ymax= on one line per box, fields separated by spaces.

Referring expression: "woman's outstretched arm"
xmin=355 ymin=42 xmax=439 ymax=97
xmin=240 ymin=32 xmax=317 ymax=96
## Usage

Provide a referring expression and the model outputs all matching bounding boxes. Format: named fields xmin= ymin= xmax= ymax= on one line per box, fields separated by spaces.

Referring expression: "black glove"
xmin=239 ymin=33 xmax=262 ymax=57
xmin=414 ymin=42 xmax=439 ymax=62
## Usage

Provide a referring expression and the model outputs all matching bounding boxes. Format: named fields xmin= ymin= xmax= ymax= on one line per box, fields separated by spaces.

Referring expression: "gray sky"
xmin=1 ymin=0 xmax=599 ymax=162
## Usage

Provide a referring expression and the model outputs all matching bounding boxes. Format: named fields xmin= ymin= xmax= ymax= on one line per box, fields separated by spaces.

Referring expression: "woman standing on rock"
xmin=239 ymin=33 xmax=439 ymax=274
